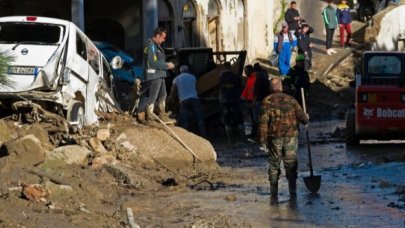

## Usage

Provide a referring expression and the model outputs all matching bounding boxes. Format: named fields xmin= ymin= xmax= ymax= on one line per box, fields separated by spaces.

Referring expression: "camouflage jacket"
xmin=259 ymin=91 xmax=309 ymax=143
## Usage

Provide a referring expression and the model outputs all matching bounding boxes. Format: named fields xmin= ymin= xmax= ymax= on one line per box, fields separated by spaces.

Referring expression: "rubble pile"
xmin=0 ymin=113 xmax=218 ymax=227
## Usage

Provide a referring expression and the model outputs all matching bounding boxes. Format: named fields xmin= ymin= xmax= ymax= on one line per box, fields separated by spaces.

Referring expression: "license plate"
xmin=8 ymin=66 xmax=37 ymax=75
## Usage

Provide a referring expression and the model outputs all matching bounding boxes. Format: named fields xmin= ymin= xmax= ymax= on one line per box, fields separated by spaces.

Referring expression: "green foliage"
xmin=273 ymin=0 xmax=288 ymax=34
xmin=0 ymin=49 xmax=14 ymax=86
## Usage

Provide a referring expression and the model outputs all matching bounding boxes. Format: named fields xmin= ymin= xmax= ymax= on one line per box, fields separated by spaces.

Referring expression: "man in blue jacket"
xmin=274 ymin=22 xmax=297 ymax=76
xmin=336 ymin=0 xmax=352 ymax=48
xmin=138 ymin=27 xmax=175 ymax=123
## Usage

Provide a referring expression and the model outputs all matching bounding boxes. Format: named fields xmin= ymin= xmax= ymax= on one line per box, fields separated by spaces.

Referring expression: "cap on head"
xmin=180 ymin=65 xmax=189 ymax=73
xmin=296 ymin=54 xmax=305 ymax=62
xmin=282 ymin=22 xmax=288 ymax=28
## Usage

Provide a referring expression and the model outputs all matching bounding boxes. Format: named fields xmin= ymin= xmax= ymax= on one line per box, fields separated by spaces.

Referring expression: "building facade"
xmin=0 ymin=0 xmax=281 ymax=62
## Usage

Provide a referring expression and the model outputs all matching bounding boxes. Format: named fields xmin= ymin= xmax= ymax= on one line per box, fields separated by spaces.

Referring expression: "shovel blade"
xmin=303 ymin=175 xmax=321 ymax=193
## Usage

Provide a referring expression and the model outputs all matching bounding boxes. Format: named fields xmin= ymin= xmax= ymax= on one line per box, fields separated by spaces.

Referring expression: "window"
xmin=368 ymin=56 xmax=402 ymax=75
xmin=87 ymin=42 xmax=100 ymax=74
xmin=102 ymin=59 xmax=112 ymax=88
xmin=0 ymin=23 xmax=63 ymax=44
xmin=76 ymin=32 xmax=87 ymax=60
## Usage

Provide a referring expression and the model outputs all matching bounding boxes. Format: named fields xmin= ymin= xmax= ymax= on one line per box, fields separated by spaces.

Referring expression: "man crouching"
xmin=259 ymin=78 xmax=309 ymax=205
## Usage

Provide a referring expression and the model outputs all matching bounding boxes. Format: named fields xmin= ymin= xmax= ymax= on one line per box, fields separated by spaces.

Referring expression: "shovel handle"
xmin=301 ymin=88 xmax=314 ymax=176
xmin=301 ymin=88 xmax=307 ymax=113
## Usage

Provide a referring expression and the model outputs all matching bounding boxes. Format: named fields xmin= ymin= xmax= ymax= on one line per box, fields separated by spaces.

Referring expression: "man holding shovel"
xmin=259 ymin=78 xmax=309 ymax=204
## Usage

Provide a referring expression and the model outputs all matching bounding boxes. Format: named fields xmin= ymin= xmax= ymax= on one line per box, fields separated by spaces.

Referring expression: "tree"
xmin=0 ymin=49 xmax=14 ymax=87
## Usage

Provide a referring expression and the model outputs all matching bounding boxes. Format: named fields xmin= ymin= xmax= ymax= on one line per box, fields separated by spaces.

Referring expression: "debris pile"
xmin=0 ymin=113 xmax=218 ymax=227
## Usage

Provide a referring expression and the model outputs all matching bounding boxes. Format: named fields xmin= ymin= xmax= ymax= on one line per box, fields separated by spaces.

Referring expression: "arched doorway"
xmin=237 ymin=0 xmax=246 ymax=50
xmin=183 ymin=0 xmax=198 ymax=47
xmin=158 ymin=0 xmax=173 ymax=48
xmin=86 ymin=19 xmax=125 ymax=49
xmin=208 ymin=0 xmax=221 ymax=52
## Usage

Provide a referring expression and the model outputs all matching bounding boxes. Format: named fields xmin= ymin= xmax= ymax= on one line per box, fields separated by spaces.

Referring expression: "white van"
xmin=0 ymin=16 xmax=120 ymax=128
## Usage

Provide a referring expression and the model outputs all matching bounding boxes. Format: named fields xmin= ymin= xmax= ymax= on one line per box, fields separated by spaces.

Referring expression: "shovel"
xmin=301 ymin=88 xmax=321 ymax=193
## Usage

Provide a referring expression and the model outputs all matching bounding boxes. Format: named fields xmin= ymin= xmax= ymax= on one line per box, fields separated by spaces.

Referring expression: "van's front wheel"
xmin=67 ymin=100 xmax=84 ymax=131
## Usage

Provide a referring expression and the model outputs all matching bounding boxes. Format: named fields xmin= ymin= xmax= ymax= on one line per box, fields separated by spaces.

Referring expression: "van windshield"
xmin=0 ymin=23 xmax=63 ymax=44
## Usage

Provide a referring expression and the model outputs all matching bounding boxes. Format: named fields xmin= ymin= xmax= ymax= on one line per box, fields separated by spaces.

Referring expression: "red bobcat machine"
xmin=346 ymin=51 xmax=405 ymax=145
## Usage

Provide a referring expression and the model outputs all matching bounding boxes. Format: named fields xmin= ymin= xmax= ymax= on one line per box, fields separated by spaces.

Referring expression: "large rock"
xmin=47 ymin=145 xmax=91 ymax=165
xmin=27 ymin=123 xmax=51 ymax=146
xmin=89 ymin=138 xmax=108 ymax=154
xmin=96 ymin=129 xmax=110 ymax=142
xmin=121 ymin=126 xmax=217 ymax=166
xmin=5 ymin=134 xmax=45 ymax=166
xmin=0 ymin=120 xmax=12 ymax=146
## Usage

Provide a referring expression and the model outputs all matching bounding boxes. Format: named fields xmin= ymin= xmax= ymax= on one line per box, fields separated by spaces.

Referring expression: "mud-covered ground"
xmin=124 ymin=121 xmax=405 ymax=227
xmin=1 ymin=116 xmax=404 ymax=227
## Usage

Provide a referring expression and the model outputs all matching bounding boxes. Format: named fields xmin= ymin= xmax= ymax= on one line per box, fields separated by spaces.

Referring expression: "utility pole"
xmin=71 ymin=0 xmax=85 ymax=31
xmin=143 ymin=0 xmax=158 ymax=43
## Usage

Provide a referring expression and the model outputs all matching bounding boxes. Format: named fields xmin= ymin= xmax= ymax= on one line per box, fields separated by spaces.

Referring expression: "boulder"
xmin=5 ymin=134 xmax=45 ymax=166
xmin=92 ymin=154 xmax=118 ymax=168
xmin=27 ymin=123 xmax=51 ymax=146
xmin=47 ymin=145 xmax=91 ymax=165
xmin=89 ymin=138 xmax=108 ymax=154
xmin=0 ymin=120 xmax=12 ymax=146
xmin=96 ymin=129 xmax=110 ymax=142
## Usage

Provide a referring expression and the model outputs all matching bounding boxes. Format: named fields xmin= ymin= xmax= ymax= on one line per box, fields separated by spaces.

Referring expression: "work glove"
xmin=259 ymin=144 xmax=269 ymax=154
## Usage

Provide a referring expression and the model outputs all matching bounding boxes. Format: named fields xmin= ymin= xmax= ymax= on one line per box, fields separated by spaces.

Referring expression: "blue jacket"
xmin=336 ymin=3 xmax=352 ymax=24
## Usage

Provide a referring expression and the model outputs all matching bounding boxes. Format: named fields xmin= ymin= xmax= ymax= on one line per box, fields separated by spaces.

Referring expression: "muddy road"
xmin=117 ymin=121 xmax=405 ymax=227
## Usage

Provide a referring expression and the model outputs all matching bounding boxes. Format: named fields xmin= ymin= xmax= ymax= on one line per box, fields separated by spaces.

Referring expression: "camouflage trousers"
xmin=268 ymin=137 xmax=298 ymax=185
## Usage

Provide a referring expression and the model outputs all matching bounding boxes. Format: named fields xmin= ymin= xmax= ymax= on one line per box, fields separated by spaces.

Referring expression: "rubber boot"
xmin=157 ymin=101 xmax=176 ymax=123
xmin=137 ymin=112 xmax=146 ymax=123
xmin=270 ymin=181 xmax=278 ymax=205
xmin=146 ymin=104 xmax=156 ymax=121
xmin=225 ymin=126 xmax=234 ymax=143
xmin=288 ymin=179 xmax=297 ymax=199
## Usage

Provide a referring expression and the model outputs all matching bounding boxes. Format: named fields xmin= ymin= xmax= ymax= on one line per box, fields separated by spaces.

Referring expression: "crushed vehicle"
xmin=346 ymin=51 xmax=405 ymax=145
xmin=0 ymin=16 xmax=121 ymax=130
xmin=95 ymin=41 xmax=143 ymax=110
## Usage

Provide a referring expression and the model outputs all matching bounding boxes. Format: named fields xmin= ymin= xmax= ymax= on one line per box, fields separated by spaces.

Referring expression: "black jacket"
xmin=285 ymin=8 xmax=300 ymax=31
xmin=219 ymin=70 xmax=243 ymax=104
xmin=295 ymin=26 xmax=314 ymax=53
xmin=254 ymin=71 xmax=270 ymax=102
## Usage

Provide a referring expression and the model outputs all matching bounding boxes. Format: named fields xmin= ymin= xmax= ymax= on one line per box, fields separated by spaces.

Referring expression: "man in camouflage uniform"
xmin=259 ymin=78 xmax=308 ymax=204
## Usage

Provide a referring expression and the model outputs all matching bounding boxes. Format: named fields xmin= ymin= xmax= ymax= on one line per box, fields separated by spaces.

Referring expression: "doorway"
xmin=183 ymin=0 xmax=198 ymax=47
xmin=158 ymin=0 xmax=174 ymax=48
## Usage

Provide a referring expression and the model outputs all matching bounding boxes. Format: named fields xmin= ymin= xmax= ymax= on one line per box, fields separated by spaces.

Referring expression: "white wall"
xmin=196 ymin=0 xmax=278 ymax=63
xmin=372 ymin=5 xmax=405 ymax=51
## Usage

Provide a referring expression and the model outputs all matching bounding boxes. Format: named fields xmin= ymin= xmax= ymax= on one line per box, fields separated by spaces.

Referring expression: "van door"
xmin=67 ymin=30 xmax=89 ymax=82
xmin=84 ymin=39 xmax=101 ymax=125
